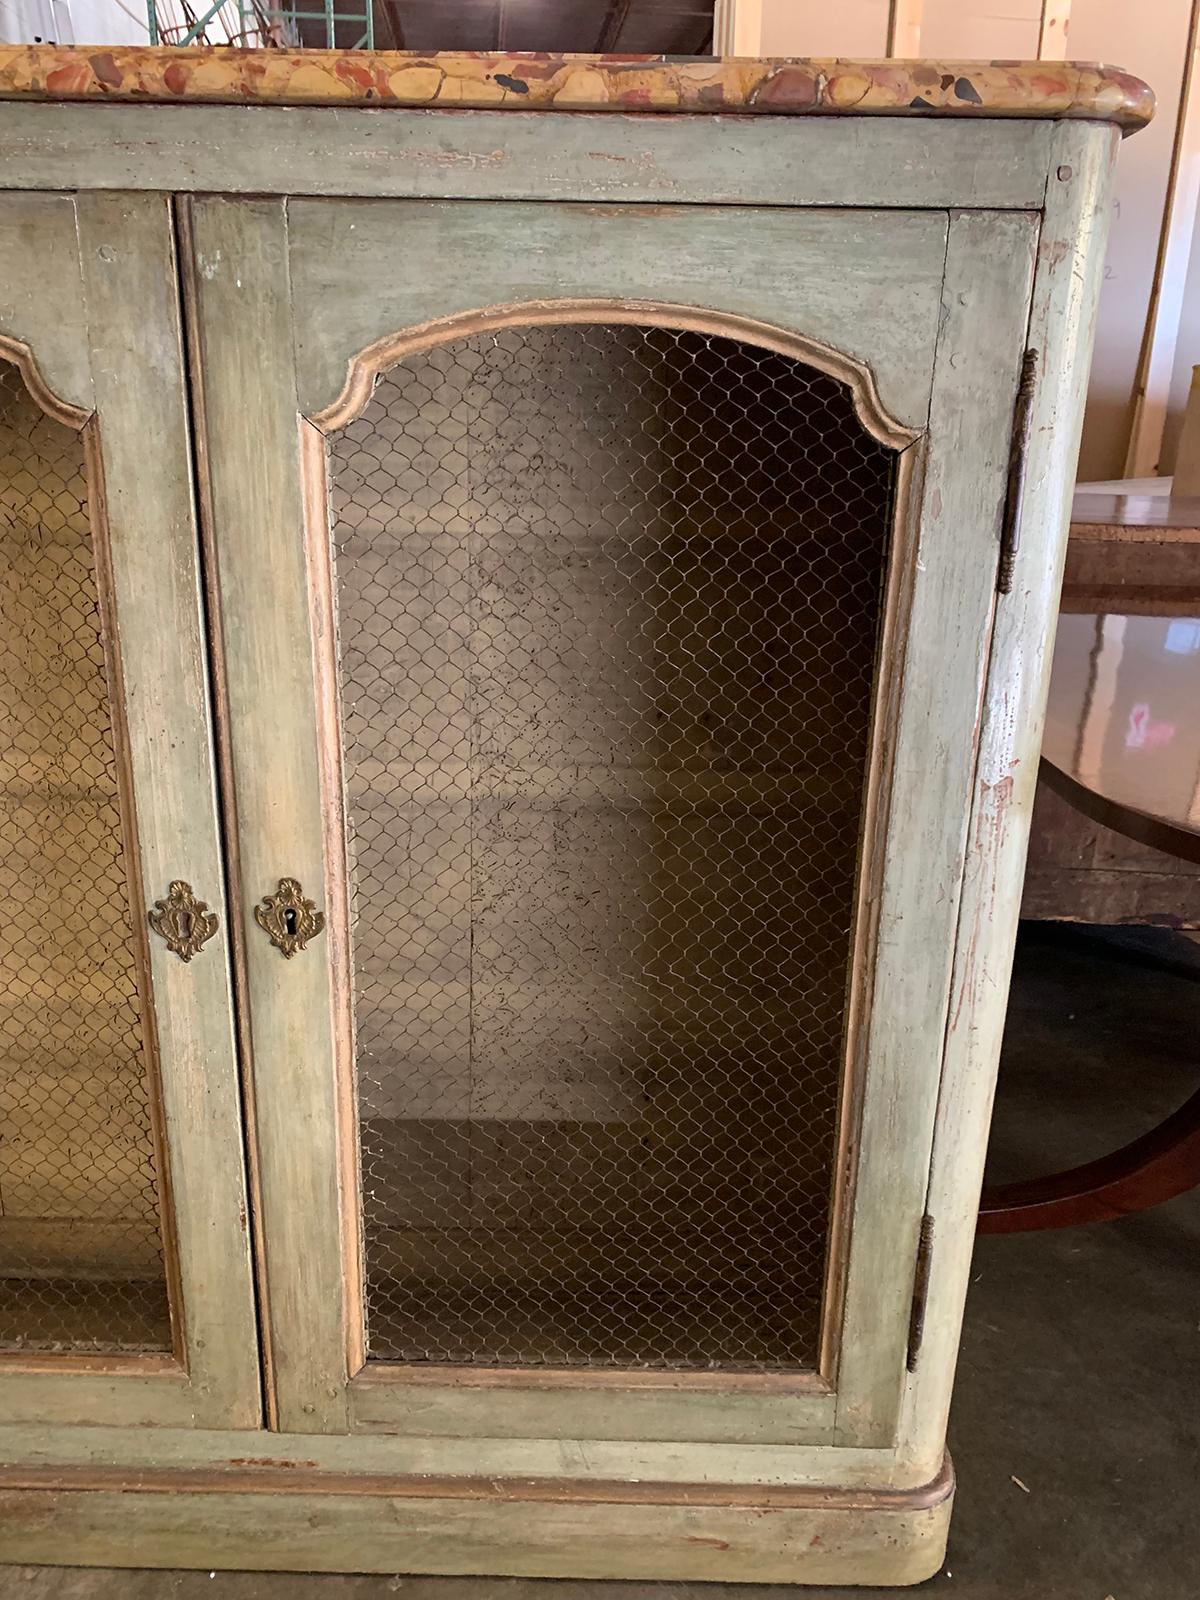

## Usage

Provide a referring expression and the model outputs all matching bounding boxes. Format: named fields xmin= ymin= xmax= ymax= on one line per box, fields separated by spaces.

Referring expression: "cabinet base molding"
xmin=0 ymin=1454 xmax=952 ymax=1584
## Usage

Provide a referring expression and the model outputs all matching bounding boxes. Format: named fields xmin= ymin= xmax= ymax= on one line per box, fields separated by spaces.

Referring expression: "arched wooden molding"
xmin=307 ymin=299 xmax=919 ymax=453
xmin=0 ymin=331 xmax=93 ymax=430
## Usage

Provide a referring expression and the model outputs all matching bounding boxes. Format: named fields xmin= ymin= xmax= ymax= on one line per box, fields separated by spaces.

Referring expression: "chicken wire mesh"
xmin=329 ymin=321 xmax=896 ymax=1370
xmin=0 ymin=362 xmax=169 ymax=1353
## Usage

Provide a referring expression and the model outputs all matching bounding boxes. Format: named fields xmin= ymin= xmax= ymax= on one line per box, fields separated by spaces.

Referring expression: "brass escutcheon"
xmin=148 ymin=880 xmax=220 ymax=962
xmin=254 ymin=877 xmax=326 ymax=959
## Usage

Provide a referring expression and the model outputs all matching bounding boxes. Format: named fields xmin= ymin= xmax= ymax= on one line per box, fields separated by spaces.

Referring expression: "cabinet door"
xmin=0 ymin=194 xmax=260 ymax=1428
xmin=187 ymin=195 xmax=1035 ymax=1445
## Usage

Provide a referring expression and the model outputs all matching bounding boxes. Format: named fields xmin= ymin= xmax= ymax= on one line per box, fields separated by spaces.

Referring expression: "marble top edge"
xmin=0 ymin=46 xmax=1155 ymax=129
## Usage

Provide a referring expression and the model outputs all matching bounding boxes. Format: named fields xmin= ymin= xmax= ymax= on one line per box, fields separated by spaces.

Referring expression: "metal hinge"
xmin=906 ymin=1213 xmax=935 ymax=1372
xmin=997 ymin=348 xmax=1039 ymax=595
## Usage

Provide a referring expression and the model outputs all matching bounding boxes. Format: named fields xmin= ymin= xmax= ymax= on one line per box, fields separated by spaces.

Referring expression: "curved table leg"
xmin=978 ymin=1083 xmax=1200 ymax=1232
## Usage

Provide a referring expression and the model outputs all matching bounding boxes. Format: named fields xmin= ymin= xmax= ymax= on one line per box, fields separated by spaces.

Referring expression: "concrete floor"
xmin=3 ymin=922 xmax=1198 ymax=1598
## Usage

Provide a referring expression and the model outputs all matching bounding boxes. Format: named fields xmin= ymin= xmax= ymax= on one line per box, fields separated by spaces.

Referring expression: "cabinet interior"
xmin=0 ymin=359 xmax=170 ymax=1355
xmin=327 ymin=321 xmax=897 ymax=1371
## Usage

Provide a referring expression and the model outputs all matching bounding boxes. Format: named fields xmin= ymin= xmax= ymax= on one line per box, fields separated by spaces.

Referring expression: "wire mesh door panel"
xmin=329 ymin=321 xmax=897 ymax=1372
xmin=0 ymin=360 xmax=170 ymax=1354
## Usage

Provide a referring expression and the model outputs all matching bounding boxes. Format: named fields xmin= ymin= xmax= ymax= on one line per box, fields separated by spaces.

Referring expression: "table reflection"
xmin=1043 ymin=610 xmax=1200 ymax=850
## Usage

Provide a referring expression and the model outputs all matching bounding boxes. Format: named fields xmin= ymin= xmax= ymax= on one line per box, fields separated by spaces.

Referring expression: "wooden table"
xmin=981 ymin=480 xmax=1200 ymax=1231
xmin=1022 ymin=480 xmax=1200 ymax=924
xmin=1060 ymin=478 xmax=1200 ymax=617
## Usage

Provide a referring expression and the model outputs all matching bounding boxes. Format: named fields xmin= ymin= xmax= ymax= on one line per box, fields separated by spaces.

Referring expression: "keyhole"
xmin=178 ymin=911 xmax=193 ymax=939
xmin=283 ymin=907 xmax=299 ymax=937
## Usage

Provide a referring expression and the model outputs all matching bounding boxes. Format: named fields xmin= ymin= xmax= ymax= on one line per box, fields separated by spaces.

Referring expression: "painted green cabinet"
xmin=0 ymin=46 xmax=1149 ymax=1585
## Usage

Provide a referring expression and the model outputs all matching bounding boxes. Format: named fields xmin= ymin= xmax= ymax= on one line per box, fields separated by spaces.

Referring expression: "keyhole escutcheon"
xmin=253 ymin=877 xmax=326 ymax=959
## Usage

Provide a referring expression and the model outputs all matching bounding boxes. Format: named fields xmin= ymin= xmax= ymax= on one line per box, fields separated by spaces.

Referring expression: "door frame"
xmin=0 ymin=190 xmax=260 ymax=1430
xmin=297 ymin=295 xmax=924 ymax=1433
xmin=187 ymin=192 xmax=1036 ymax=1445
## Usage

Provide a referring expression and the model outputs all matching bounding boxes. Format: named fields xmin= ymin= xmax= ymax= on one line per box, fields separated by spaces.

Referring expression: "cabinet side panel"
xmin=896 ymin=124 xmax=1121 ymax=1483
xmin=834 ymin=208 xmax=1039 ymax=1446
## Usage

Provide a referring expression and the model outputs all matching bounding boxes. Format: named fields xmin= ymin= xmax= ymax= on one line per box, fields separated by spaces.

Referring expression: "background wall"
xmin=0 ymin=0 xmax=239 ymax=48
xmin=0 ymin=0 xmax=146 ymax=45
xmin=1066 ymin=0 xmax=1193 ymax=479
xmin=755 ymin=0 xmax=1200 ymax=483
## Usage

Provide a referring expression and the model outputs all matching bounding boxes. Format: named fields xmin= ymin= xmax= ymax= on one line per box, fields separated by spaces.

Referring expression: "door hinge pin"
xmin=906 ymin=1212 xmax=935 ymax=1372
xmin=997 ymin=348 xmax=1039 ymax=595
